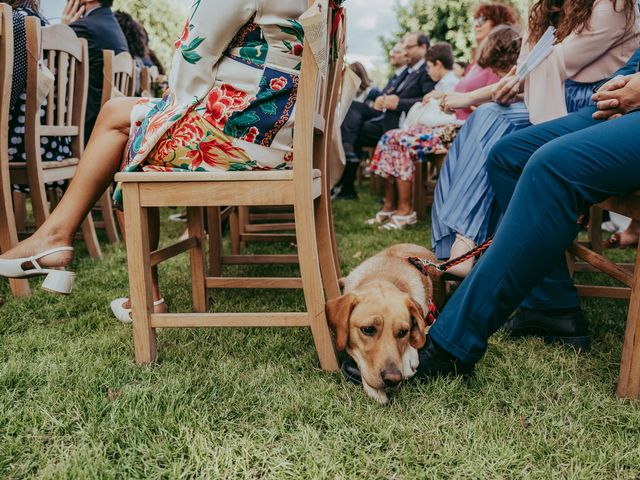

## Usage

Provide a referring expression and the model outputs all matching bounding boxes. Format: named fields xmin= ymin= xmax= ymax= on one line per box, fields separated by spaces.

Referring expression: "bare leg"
xmin=0 ymin=98 xmax=139 ymax=267
xmin=382 ymin=177 xmax=397 ymax=212
xmin=396 ymin=179 xmax=413 ymax=216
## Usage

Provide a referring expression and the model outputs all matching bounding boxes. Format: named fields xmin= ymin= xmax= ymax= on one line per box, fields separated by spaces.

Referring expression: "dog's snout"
xmin=381 ymin=366 xmax=403 ymax=388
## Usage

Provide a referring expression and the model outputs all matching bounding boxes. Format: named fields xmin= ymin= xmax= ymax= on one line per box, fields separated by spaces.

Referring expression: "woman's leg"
xmin=395 ymin=179 xmax=413 ymax=216
xmin=0 ymin=97 xmax=139 ymax=267
xmin=382 ymin=177 xmax=397 ymax=212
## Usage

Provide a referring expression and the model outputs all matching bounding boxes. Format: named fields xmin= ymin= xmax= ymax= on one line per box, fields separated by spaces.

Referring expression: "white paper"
xmin=300 ymin=0 xmax=329 ymax=78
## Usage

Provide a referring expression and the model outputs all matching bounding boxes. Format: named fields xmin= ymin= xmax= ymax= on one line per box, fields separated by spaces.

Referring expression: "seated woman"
xmin=7 ymin=0 xmax=73 ymax=190
xmin=432 ymin=0 xmax=640 ymax=277
xmin=0 ymin=0 xmax=321 ymax=321
xmin=368 ymin=27 xmax=521 ymax=230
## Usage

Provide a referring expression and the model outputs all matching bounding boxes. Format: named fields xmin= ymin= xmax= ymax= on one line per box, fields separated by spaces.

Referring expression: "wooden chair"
xmin=93 ymin=50 xmax=136 ymax=245
xmin=116 ymin=3 xmax=340 ymax=370
xmin=139 ymin=65 xmax=159 ymax=98
xmin=412 ymin=150 xmax=446 ymax=221
xmin=9 ymin=18 xmax=101 ymax=259
xmin=568 ymin=196 xmax=640 ymax=398
xmin=0 ymin=4 xmax=30 ymax=296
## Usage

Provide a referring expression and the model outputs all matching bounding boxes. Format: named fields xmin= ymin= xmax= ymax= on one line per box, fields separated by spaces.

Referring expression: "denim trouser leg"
xmin=429 ymin=108 xmax=640 ymax=364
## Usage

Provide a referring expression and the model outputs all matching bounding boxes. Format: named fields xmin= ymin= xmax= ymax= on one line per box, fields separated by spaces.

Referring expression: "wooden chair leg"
xmin=617 ymin=243 xmax=640 ymax=399
xmin=229 ymin=206 xmax=241 ymax=255
xmin=80 ymin=213 xmax=103 ymax=259
xmin=187 ymin=207 xmax=207 ymax=313
xmin=237 ymin=206 xmax=249 ymax=252
xmin=294 ymin=198 xmax=339 ymax=371
xmin=12 ymin=191 xmax=27 ymax=233
xmin=316 ymin=190 xmax=340 ymax=300
xmin=1 ymin=186 xmax=30 ymax=296
xmin=207 ymin=207 xmax=223 ymax=277
xmin=123 ymin=184 xmax=157 ymax=365
xmin=100 ymin=187 xmax=120 ymax=244
xmin=589 ymin=206 xmax=604 ymax=254
xmin=413 ymin=161 xmax=428 ymax=221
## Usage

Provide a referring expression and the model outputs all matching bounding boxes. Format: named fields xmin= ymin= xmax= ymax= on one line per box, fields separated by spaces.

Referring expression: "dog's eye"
xmin=361 ymin=326 xmax=377 ymax=336
xmin=398 ymin=329 xmax=409 ymax=338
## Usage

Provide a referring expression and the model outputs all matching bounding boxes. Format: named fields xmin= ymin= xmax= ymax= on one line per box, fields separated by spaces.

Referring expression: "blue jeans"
xmin=429 ymin=107 xmax=640 ymax=364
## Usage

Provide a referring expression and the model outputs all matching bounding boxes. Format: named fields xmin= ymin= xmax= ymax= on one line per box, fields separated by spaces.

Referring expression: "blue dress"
xmin=431 ymin=80 xmax=599 ymax=259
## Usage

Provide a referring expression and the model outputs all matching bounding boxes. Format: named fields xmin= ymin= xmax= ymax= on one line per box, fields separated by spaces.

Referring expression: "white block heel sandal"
xmin=0 ymin=246 xmax=75 ymax=294
xmin=111 ymin=297 xmax=166 ymax=323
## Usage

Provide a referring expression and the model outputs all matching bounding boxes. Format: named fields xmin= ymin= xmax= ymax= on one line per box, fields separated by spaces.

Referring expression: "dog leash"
xmin=407 ymin=237 xmax=494 ymax=276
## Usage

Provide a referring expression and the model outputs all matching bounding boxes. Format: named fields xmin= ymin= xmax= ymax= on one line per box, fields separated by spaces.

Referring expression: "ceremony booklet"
xmin=516 ymin=26 xmax=556 ymax=80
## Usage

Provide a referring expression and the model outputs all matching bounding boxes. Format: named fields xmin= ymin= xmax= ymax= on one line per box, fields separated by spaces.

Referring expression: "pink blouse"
xmin=524 ymin=0 xmax=640 ymax=124
xmin=454 ymin=64 xmax=501 ymax=120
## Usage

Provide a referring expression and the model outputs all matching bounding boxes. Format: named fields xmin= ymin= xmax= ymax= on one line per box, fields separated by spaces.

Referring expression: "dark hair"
xmin=474 ymin=4 xmax=520 ymax=27
xmin=477 ymin=24 xmax=522 ymax=76
xmin=6 ymin=0 xmax=40 ymax=9
xmin=528 ymin=0 xmax=638 ymax=45
xmin=147 ymin=49 xmax=166 ymax=75
xmin=114 ymin=11 xmax=147 ymax=58
xmin=454 ymin=60 xmax=469 ymax=70
xmin=99 ymin=0 xmax=114 ymax=7
xmin=425 ymin=42 xmax=454 ymax=70
xmin=349 ymin=62 xmax=372 ymax=92
xmin=408 ymin=32 xmax=431 ymax=49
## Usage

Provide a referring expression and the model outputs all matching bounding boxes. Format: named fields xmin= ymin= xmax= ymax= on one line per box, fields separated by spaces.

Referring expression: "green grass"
xmin=2 ymin=185 xmax=640 ymax=479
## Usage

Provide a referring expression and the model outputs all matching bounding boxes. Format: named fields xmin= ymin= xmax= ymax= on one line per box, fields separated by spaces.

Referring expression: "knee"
xmin=98 ymin=97 xmax=136 ymax=134
xmin=486 ymin=135 xmax=514 ymax=183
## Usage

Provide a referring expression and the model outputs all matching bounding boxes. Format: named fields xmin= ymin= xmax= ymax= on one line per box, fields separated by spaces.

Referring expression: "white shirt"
xmin=407 ymin=58 xmax=425 ymax=74
xmin=435 ymin=70 xmax=460 ymax=93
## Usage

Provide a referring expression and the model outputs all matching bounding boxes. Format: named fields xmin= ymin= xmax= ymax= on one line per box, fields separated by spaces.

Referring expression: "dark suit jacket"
xmin=383 ymin=64 xmax=436 ymax=131
xmin=70 ymin=7 xmax=129 ymax=141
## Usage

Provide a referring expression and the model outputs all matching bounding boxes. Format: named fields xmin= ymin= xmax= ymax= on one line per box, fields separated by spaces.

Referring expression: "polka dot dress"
xmin=9 ymin=8 xmax=72 ymax=192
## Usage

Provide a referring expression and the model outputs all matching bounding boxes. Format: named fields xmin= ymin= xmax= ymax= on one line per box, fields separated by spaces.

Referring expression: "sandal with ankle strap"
xmin=379 ymin=212 xmax=417 ymax=230
xmin=111 ymin=297 xmax=166 ymax=323
xmin=0 ymin=246 xmax=75 ymax=294
xmin=365 ymin=210 xmax=396 ymax=225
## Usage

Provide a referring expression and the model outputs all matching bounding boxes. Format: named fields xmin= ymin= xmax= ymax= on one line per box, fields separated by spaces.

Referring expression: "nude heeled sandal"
xmin=446 ymin=234 xmax=476 ymax=279
xmin=111 ymin=297 xmax=166 ymax=323
xmin=0 ymin=246 xmax=75 ymax=294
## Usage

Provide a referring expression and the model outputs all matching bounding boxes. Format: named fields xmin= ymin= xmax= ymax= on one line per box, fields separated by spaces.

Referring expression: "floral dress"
xmin=114 ymin=0 xmax=315 ymax=206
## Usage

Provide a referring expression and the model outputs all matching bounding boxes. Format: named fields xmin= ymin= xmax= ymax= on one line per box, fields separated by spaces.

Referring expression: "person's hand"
xmin=422 ymin=90 xmax=444 ymax=104
xmin=374 ymin=95 xmax=385 ymax=111
xmin=591 ymin=74 xmax=640 ymax=120
xmin=383 ymin=94 xmax=400 ymax=111
xmin=492 ymin=66 xmax=522 ymax=105
xmin=61 ymin=0 xmax=85 ymax=25
xmin=440 ymin=92 xmax=470 ymax=113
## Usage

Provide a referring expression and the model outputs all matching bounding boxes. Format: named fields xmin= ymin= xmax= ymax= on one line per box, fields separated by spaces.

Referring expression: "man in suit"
xmin=63 ymin=0 xmax=129 ymax=142
xmin=337 ymin=34 xmax=435 ymax=199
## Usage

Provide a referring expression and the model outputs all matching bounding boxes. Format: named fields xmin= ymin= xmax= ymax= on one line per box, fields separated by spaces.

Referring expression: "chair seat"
xmin=115 ymin=169 xmax=321 ymax=183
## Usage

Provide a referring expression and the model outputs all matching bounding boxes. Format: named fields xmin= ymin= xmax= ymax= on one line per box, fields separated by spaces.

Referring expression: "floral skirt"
xmin=370 ymin=124 xmax=459 ymax=182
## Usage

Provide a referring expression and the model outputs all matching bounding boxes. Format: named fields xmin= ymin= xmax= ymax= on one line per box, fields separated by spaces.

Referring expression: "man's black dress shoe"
xmin=503 ymin=307 xmax=591 ymax=351
xmin=340 ymin=336 xmax=475 ymax=385
xmin=335 ymin=190 xmax=358 ymax=200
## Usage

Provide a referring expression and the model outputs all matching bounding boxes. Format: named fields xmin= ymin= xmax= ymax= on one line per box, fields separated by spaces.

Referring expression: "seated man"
xmin=340 ymin=46 xmax=640 ymax=380
xmin=63 ymin=0 xmax=129 ymax=142
xmin=337 ymin=34 xmax=436 ymax=199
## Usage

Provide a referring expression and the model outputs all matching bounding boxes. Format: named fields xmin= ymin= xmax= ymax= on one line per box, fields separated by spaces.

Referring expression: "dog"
xmin=326 ymin=243 xmax=445 ymax=404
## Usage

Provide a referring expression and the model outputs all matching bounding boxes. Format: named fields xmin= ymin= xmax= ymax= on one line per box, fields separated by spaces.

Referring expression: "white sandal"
xmin=111 ymin=297 xmax=166 ymax=324
xmin=365 ymin=210 xmax=396 ymax=225
xmin=379 ymin=212 xmax=418 ymax=230
xmin=0 ymin=246 xmax=75 ymax=294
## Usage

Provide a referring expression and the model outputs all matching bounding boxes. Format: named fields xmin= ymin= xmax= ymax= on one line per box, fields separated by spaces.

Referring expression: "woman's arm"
xmin=169 ymin=0 xmax=257 ymax=106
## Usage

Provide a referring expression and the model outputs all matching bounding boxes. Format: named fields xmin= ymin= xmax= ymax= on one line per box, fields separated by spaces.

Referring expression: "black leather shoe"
xmin=340 ymin=336 xmax=474 ymax=385
xmin=504 ymin=307 xmax=591 ymax=351
xmin=414 ymin=335 xmax=475 ymax=379
xmin=335 ymin=190 xmax=358 ymax=200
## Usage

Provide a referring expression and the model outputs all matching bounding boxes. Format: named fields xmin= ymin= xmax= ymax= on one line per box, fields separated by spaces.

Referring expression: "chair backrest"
xmin=24 ymin=17 xmax=89 ymax=159
xmin=139 ymin=65 xmax=159 ymax=97
xmin=0 ymin=3 xmax=13 ymax=171
xmin=101 ymin=50 xmax=135 ymax=105
xmin=292 ymin=1 xmax=332 ymax=183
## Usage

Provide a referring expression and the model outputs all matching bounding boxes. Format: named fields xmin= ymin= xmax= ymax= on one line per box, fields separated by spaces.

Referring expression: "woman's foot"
xmin=365 ymin=210 xmax=396 ymax=225
xmin=446 ymin=234 xmax=476 ymax=278
xmin=111 ymin=297 xmax=168 ymax=323
xmin=0 ymin=232 xmax=73 ymax=269
xmin=379 ymin=212 xmax=417 ymax=230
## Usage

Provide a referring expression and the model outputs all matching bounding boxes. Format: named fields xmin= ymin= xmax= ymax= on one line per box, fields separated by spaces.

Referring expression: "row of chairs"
xmin=0 ymin=3 xmax=148 ymax=297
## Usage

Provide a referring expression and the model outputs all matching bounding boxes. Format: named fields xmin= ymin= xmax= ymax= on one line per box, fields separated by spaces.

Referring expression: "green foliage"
xmin=113 ymin=0 xmax=188 ymax=70
xmin=380 ymin=0 xmax=530 ymax=66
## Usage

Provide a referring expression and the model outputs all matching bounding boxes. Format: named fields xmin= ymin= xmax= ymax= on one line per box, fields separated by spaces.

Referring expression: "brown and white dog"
xmin=326 ymin=243 xmax=445 ymax=404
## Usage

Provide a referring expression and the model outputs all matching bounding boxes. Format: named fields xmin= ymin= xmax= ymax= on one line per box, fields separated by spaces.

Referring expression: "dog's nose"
xmin=381 ymin=367 xmax=403 ymax=388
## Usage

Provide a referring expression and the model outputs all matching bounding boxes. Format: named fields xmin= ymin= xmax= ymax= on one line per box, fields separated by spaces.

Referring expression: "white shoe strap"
xmin=28 ymin=246 xmax=74 ymax=272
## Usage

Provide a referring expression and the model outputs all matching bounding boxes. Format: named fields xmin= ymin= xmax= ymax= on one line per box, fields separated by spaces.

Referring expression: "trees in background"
xmin=113 ymin=0 xmax=187 ymax=69
xmin=381 ymin=0 xmax=529 ymax=63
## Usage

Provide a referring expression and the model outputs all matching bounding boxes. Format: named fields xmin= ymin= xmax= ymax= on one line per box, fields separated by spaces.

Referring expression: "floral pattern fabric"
xmin=370 ymin=124 xmax=460 ymax=182
xmin=114 ymin=0 xmax=310 ymax=206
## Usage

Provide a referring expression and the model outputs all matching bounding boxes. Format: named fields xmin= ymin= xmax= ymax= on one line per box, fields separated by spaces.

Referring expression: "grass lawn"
xmin=2 ymin=185 xmax=640 ymax=478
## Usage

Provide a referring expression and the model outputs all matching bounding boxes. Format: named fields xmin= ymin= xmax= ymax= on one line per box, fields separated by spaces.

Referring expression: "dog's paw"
xmin=363 ymin=380 xmax=389 ymax=405
xmin=402 ymin=347 xmax=419 ymax=379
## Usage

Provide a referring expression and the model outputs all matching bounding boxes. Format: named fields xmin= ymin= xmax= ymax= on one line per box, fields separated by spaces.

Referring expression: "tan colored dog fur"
xmin=326 ymin=244 xmax=445 ymax=404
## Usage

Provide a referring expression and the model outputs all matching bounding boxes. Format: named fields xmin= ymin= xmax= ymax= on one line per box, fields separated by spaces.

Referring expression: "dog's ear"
xmin=326 ymin=294 xmax=358 ymax=351
xmin=406 ymin=298 xmax=426 ymax=349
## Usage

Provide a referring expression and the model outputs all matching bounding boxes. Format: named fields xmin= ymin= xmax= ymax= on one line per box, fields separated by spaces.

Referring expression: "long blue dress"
xmin=431 ymin=79 xmax=599 ymax=259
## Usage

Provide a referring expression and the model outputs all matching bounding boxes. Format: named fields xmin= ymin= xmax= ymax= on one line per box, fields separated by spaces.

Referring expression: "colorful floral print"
xmin=203 ymin=83 xmax=253 ymax=131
